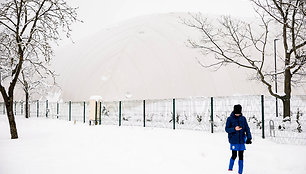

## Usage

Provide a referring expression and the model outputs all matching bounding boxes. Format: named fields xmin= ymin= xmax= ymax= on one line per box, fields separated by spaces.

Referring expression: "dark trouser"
xmin=231 ymin=150 xmax=244 ymax=160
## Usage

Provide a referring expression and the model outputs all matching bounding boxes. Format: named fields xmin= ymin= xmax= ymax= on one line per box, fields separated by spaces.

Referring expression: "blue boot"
xmin=228 ymin=158 xmax=235 ymax=171
xmin=238 ymin=160 xmax=244 ymax=174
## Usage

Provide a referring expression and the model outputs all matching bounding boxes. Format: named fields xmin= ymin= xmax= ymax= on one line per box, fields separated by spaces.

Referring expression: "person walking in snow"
xmin=225 ymin=104 xmax=252 ymax=174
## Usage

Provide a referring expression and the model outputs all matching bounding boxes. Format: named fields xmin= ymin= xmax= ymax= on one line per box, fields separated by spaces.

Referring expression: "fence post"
xmin=261 ymin=95 xmax=265 ymax=139
xmin=57 ymin=102 xmax=59 ymax=119
xmin=119 ymin=101 xmax=122 ymax=126
xmin=83 ymin=101 xmax=86 ymax=123
xmin=143 ymin=100 xmax=146 ymax=127
xmin=46 ymin=100 xmax=48 ymax=118
xmin=69 ymin=101 xmax=71 ymax=121
xmin=99 ymin=102 xmax=102 ymax=125
xmin=95 ymin=101 xmax=97 ymax=125
xmin=173 ymin=98 xmax=175 ymax=130
xmin=211 ymin=97 xmax=214 ymax=133
xmin=21 ymin=101 xmax=23 ymax=115
xmin=37 ymin=100 xmax=39 ymax=117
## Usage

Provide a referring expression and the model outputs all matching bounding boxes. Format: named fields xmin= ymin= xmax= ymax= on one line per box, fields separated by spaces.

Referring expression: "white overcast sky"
xmin=0 ymin=0 xmax=256 ymax=42
xmin=66 ymin=0 xmax=255 ymax=41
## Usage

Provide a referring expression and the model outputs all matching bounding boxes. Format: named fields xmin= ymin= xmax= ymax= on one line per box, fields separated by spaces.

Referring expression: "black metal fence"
xmin=1 ymin=95 xmax=305 ymax=145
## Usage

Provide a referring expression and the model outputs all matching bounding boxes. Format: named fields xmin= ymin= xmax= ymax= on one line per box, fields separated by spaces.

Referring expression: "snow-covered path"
xmin=0 ymin=116 xmax=305 ymax=174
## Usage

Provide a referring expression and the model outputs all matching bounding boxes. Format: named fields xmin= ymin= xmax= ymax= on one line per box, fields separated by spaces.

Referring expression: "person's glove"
xmin=246 ymin=138 xmax=252 ymax=144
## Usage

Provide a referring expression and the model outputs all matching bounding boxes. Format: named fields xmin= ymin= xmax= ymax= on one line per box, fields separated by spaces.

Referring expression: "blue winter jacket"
xmin=225 ymin=112 xmax=252 ymax=144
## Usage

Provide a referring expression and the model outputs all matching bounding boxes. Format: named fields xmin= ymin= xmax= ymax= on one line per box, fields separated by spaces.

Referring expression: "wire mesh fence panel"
xmin=48 ymin=102 xmax=58 ymax=119
xmin=12 ymin=94 xmax=306 ymax=145
xmin=213 ymin=95 xmax=262 ymax=137
xmin=20 ymin=102 xmax=25 ymax=116
xmin=291 ymin=95 xmax=306 ymax=121
xmin=13 ymin=101 xmax=24 ymax=116
xmin=264 ymin=95 xmax=281 ymax=139
xmin=121 ymin=100 xmax=143 ymax=127
xmin=145 ymin=99 xmax=173 ymax=129
xmin=267 ymin=117 xmax=306 ymax=145
xmin=29 ymin=101 xmax=38 ymax=117
xmin=71 ymin=102 xmax=86 ymax=123
xmin=264 ymin=95 xmax=279 ymax=119
xmin=175 ymin=97 xmax=211 ymax=131
xmin=58 ymin=102 xmax=69 ymax=121
xmin=13 ymin=102 xmax=17 ymax=116
xmin=101 ymin=101 xmax=119 ymax=125
xmin=38 ymin=101 xmax=47 ymax=117
xmin=21 ymin=102 xmax=24 ymax=116
xmin=265 ymin=95 xmax=306 ymax=144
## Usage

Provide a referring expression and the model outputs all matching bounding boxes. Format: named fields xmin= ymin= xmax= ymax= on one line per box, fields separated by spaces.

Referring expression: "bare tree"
xmin=183 ymin=0 xmax=306 ymax=120
xmin=18 ymin=61 xmax=56 ymax=118
xmin=0 ymin=0 xmax=79 ymax=139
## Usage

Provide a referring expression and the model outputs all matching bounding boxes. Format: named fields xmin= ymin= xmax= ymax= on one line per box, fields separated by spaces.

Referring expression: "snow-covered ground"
xmin=0 ymin=116 xmax=306 ymax=174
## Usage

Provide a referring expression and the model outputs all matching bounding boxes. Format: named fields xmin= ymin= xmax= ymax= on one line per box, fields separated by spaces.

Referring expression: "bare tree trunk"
xmin=0 ymin=54 xmax=23 ymax=139
xmin=282 ymin=98 xmax=291 ymax=121
xmin=283 ymin=68 xmax=292 ymax=120
xmin=25 ymin=90 xmax=29 ymax=118
xmin=1 ymin=85 xmax=19 ymax=139
xmin=5 ymin=97 xmax=18 ymax=139
xmin=0 ymin=0 xmax=79 ymax=139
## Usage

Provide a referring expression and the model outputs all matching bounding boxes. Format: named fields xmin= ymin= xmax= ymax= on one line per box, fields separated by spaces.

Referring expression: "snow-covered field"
xmin=0 ymin=116 xmax=306 ymax=174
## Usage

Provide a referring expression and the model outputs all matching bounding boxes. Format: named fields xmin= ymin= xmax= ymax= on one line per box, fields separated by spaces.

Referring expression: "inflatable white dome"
xmin=52 ymin=13 xmax=305 ymax=101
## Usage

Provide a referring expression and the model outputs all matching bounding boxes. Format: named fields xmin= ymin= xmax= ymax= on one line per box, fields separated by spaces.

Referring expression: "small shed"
xmin=89 ymin=100 xmax=102 ymax=125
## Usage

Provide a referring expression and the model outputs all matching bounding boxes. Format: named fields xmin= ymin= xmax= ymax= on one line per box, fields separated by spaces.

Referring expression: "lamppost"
xmin=274 ymin=38 xmax=279 ymax=117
